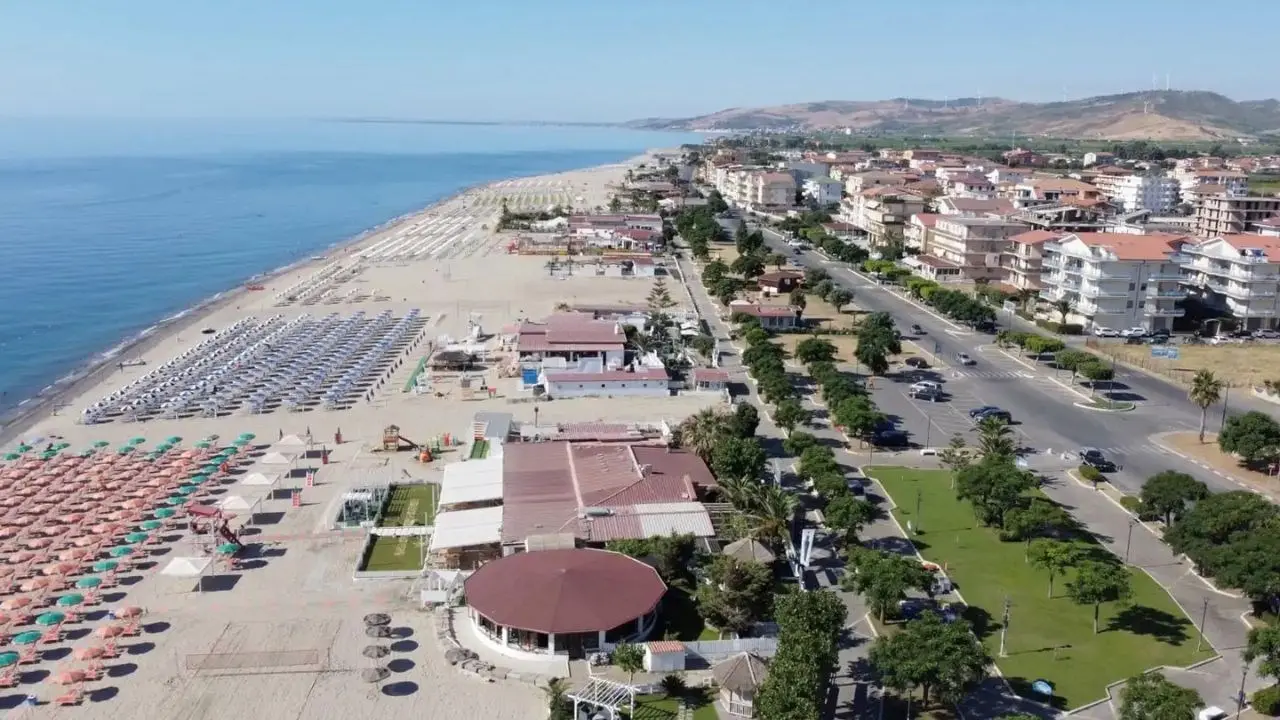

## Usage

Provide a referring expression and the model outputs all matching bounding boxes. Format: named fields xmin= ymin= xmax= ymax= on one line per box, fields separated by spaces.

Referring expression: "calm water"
xmin=0 ymin=119 xmax=699 ymax=413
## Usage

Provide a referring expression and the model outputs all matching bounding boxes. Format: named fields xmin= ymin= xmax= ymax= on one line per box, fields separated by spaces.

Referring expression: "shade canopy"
xmin=464 ymin=548 xmax=666 ymax=635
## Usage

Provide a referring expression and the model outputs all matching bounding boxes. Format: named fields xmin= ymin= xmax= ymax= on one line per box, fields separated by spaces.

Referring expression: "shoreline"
xmin=0 ymin=151 xmax=653 ymax=447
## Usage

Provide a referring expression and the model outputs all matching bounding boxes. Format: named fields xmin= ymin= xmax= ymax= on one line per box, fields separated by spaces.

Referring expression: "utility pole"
xmin=1237 ymin=661 xmax=1249 ymax=716
xmin=1196 ymin=598 xmax=1209 ymax=652
xmin=915 ymin=488 xmax=922 ymax=534
xmin=999 ymin=595 xmax=1011 ymax=657
xmin=1124 ymin=518 xmax=1137 ymax=564
xmin=1221 ymin=385 xmax=1231 ymax=428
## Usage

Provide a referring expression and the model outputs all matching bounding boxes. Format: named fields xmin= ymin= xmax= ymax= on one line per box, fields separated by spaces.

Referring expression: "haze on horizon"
xmin=3 ymin=0 xmax=1277 ymax=123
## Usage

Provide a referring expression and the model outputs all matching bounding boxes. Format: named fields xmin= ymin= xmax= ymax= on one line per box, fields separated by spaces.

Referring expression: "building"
xmin=1193 ymin=195 xmax=1280 ymax=237
xmin=904 ymin=253 xmax=962 ymax=283
xmin=1255 ymin=216 xmax=1280 ymax=237
xmin=757 ymin=270 xmax=804 ymax=295
xmin=1093 ymin=174 xmax=1180 ymax=213
xmin=842 ymin=171 xmax=908 ymax=196
xmin=713 ymin=652 xmax=771 ymax=717
xmin=1083 ymin=151 xmax=1117 ymax=167
xmin=801 ymin=176 xmax=843 ymax=207
xmin=1180 ymin=234 xmax=1280 ymax=330
xmin=820 ymin=221 xmax=860 ymax=240
xmin=934 ymin=196 xmax=1015 ymax=217
xmin=904 ymin=213 xmax=940 ymax=253
xmin=842 ymin=188 xmax=927 ymax=248
xmin=1040 ymin=233 xmax=1189 ymax=331
xmin=731 ymin=304 xmax=801 ymax=330
xmin=986 ymin=167 xmax=1032 ymax=185
xmin=924 ymin=216 xmax=1029 ymax=282
xmin=999 ymin=230 xmax=1059 ymax=293
xmin=946 ymin=175 xmax=996 ymax=199
xmin=569 ymin=214 xmax=665 ymax=235
xmin=1003 ymin=148 xmax=1048 ymax=167
xmin=753 ymin=172 xmax=798 ymax=207
xmin=516 ymin=314 xmax=626 ymax=369
xmin=689 ymin=368 xmax=730 ymax=393
xmin=1008 ymin=178 xmax=1103 ymax=208
xmin=1175 ymin=168 xmax=1248 ymax=197
xmin=542 ymin=368 xmax=670 ymax=399
xmin=464 ymin=548 xmax=667 ymax=659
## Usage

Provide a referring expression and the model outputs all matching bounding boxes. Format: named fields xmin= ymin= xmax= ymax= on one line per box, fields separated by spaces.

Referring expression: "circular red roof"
xmin=465 ymin=548 xmax=667 ymax=634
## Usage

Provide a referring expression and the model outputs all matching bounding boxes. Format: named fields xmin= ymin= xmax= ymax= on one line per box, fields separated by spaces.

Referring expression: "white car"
xmin=955 ymin=353 xmax=976 ymax=366
xmin=1092 ymin=327 xmax=1120 ymax=337
xmin=910 ymin=380 xmax=943 ymax=392
xmin=1121 ymin=327 xmax=1148 ymax=338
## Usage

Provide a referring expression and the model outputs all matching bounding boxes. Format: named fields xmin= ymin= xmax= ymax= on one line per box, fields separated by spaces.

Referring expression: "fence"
xmin=680 ymin=637 xmax=778 ymax=662
xmin=1084 ymin=338 xmax=1208 ymax=387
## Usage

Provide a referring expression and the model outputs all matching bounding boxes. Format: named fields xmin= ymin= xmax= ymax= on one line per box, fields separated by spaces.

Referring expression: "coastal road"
xmin=755 ymin=224 xmax=1244 ymax=497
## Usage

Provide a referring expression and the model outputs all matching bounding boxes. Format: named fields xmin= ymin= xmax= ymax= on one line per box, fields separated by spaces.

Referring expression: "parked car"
xmin=1121 ymin=327 xmax=1147 ymax=338
xmin=908 ymin=387 xmax=946 ymax=402
xmin=1254 ymin=329 xmax=1280 ymax=339
xmin=846 ymin=469 xmax=867 ymax=496
xmin=910 ymin=380 xmax=943 ymax=392
xmin=974 ymin=409 xmax=1012 ymax=424
xmin=1150 ymin=329 xmax=1171 ymax=343
xmin=1092 ymin=327 xmax=1120 ymax=337
xmin=1079 ymin=448 xmax=1117 ymax=473
xmin=955 ymin=352 xmax=976 ymax=366
xmin=909 ymin=324 xmax=925 ymax=335
xmin=904 ymin=356 xmax=929 ymax=369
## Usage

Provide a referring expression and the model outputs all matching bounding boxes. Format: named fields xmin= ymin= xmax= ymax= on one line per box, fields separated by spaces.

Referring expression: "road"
xmin=755 ymin=224 xmax=1250 ymax=498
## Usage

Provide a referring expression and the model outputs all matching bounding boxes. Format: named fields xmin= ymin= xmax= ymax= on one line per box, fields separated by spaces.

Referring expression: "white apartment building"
xmin=1180 ymin=234 xmax=1280 ymax=330
xmin=843 ymin=171 xmax=908 ymax=196
xmin=714 ymin=168 xmax=796 ymax=208
xmin=801 ymin=176 xmax=844 ymax=207
xmin=986 ymin=167 xmax=1032 ymax=185
xmin=1093 ymin=174 xmax=1180 ymax=213
xmin=1040 ymin=233 xmax=1189 ymax=331
xmin=924 ymin=216 xmax=1028 ymax=282
xmin=1173 ymin=168 xmax=1249 ymax=197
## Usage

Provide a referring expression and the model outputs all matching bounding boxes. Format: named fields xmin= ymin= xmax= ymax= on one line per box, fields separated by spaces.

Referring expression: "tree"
xmin=788 ymin=288 xmax=807 ymax=312
xmin=767 ymin=252 xmax=787 ymax=270
xmin=828 ymin=288 xmax=854 ymax=312
xmin=744 ymin=485 xmax=798 ymax=552
xmin=833 ymin=396 xmax=887 ymax=442
xmin=855 ymin=342 xmax=890 ymax=376
xmin=977 ymin=416 xmax=1017 ymax=461
xmin=677 ymin=408 xmax=728 ymax=461
xmin=1028 ymin=539 xmax=1081 ymax=598
xmin=1245 ymin=624 xmax=1280 ymax=682
xmin=731 ymin=252 xmax=765 ymax=279
xmin=711 ymin=435 xmax=766 ymax=483
xmin=937 ymin=434 xmax=971 ymax=479
xmin=728 ymin=402 xmax=760 ymax=439
xmin=544 ymin=677 xmax=573 ymax=720
xmin=868 ymin=611 xmax=990 ymax=709
xmin=1053 ymin=348 xmax=1095 ymax=380
xmin=611 ymin=643 xmax=644 ymax=684
xmin=804 ymin=267 xmax=830 ymax=286
xmin=698 ymin=556 xmax=775 ymax=637
xmin=703 ymin=259 xmax=729 ymax=286
xmin=1139 ymin=471 xmax=1208 ymax=526
xmin=783 ymin=430 xmax=818 ymax=457
xmin=1054 ymin=298 xmax=1072 ymax=324
xmin=1118 ymin=671 xmax=1204 ymax=720
xmin=1066 ymin=560 xmax=1133 ymax=633
xmin=659 ymin=673 xmax=687 ymax=700
xmin=608 ymin=195 xmax=623 ymax=213
xmin=755 ymin=590 xmax=846 ymax=720
xmin=1078 ymin=361 xmax=1115 ymax=396
xmin=793 ymin=337 xmax=837 ymax=365
xmin=1003 ymin=498 xmax=1071 ymax=548
xmin=824 ymin=494 xmax=879 ymax=545
xmin=841 ymin=548 xmax=934 ymax=622
xmin=605 ymin=534 xmax=698 ymax=587
xmin=1219 ymin=411 xmax=1280 ymax=468
xmin=1188 ymin=370 xmax=1224 ymax=443
xmin=647 ymin=277 xmax=676 ymax=313
xmin=773 ymin=398 xmax=811 ymax=436
xmin=954 ymin=457 xmax=1034 ymax=528
xmin=690 ymin=334 xmax=716 ymax=359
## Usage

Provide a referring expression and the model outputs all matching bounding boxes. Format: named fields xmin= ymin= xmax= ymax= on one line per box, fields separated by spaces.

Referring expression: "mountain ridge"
xmin=627 ymin=91 xmax=1280 ymax=141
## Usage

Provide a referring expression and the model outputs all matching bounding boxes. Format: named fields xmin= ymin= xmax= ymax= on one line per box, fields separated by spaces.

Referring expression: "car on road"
xmin=909 ymin=324 xmax=924 ymax=335
xmin=1079 ymin=448 xmax=1117 ymax=473
xmin=955 ymin=352 xmax=976 ymax=366
xmin=910 ymin=380 xmax=943 ymax=392
xmin=1254 ymin=329 xmax=1280 ymax=339
xmin=1092 ymin=327 xmax=1120 ymax=337
xmin=1121 ymin=327 xmax=1148 ymax=338
xmin=968 ymin=405 xmax=1000 ymax=418
xmin=907 ymin=386 xmax=946 ymax=402
xmin=870 ymin=429 xmax=910 ymax=448
xmin=846 ymin=468 xmax=867 ymax=495
xmin=974 ymin=409 xmax=1012 ymax=424
xmin=904 ymin=356 xmax=929 ymax=369
xmin=1150 ymin=329 xmax=1171 ymax=343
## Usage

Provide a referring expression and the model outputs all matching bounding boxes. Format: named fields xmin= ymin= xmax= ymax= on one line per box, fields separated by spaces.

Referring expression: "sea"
xmin=0 ymin=118 xmax=702 ymax=417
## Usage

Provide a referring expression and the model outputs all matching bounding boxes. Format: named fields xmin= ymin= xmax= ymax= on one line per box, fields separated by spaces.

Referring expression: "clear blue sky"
xmin=2 ymin=0 xmax=1275 ymax=122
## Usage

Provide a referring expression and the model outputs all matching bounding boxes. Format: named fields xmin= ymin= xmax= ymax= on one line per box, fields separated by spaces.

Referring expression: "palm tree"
xmin=978 ymin=417 xmax=1017 ymax=460
xmin=1053 ymin=298 xmax=1072 ymax=324
xmin=1188 ymin=369 xmax=1225 ymax=443
xmin=745 ymin=485 xmax=798 ymax=552
xmin=543 ymin=677 xmax=572 ymax=720
xmin=676 ymin=408 xmax=726 ymax=461
xmin=717 ymin=475 xmax=762 ymax=512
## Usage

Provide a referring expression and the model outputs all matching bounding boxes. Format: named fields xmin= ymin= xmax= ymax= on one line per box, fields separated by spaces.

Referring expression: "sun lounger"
xmin=121 ymin=622 xmax=141 ymax=637
xmin=102 ymin=641 xmax=119 ymax=659
xmin=0 ymin=668 xmax=16 ymax=688
xmin=83 ymin=661 xmax=104 ymax=681
xmin=54 ymin=687 xmax=83 ymax=706
xmin=18 ymin=647 xmax=38 ymax=664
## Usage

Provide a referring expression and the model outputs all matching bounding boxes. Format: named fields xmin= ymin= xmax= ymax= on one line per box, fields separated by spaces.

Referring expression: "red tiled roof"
xmin=691 ymin=368 xmax=729 ymax=383
xmin=916 ymin=254 xmax=959 ymax=269
xmin=465 ymin=549 xmax=666 ymax=634
xmin=646 ymin=641 xmax=686 ymax=654
xmin=1010 ymin=230 xmax=1061 ymax=246
xmin=518 ymin=315 xmax=625 ymax=353
xmin=911 ymin=213 xmax=940 ymax=228
xmin=1067 ymin=232 xmax=1187 ymax=261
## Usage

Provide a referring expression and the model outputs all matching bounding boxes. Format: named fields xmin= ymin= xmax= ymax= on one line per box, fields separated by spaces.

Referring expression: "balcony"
xmin=1079 ymin=285 xmax=1131 ymax=299
xmin=1042 ymin=256 xmax=1064 ymax=269
xmin=1081 ymin=267 xmax=1132 ymax=280
xmin=1146 ymin=288 xmax=1188 ymax=299
xmin=1144 ymin=306 xmax=1186 ymax=317
xmin=1048 ymin=274 xmax=1081 ymax=290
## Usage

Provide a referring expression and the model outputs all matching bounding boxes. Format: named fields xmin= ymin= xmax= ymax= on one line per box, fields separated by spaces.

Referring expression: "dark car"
xmin=870 ymin=430 xmax=910 ymax=447
xmin=1080 ymin=448 xmax=1117 ymax=473
xmin=976 ymin=409 xmax=1012 ymax=424
xmin=968 ymin=405 xmax=999 ymax=419
xmin=908 ymin=387 xmax=946 ymax=402
xmin=910 ymin=324 xmax=924 ymax=335
xmin=904 ymin=356 xmax=929 ymax=369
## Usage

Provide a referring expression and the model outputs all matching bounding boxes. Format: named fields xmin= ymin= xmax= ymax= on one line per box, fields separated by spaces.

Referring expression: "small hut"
xmin=430 ymin=350 xmax=476 ymax=371
xmin=712 ymin=652 xmax=769 ymax=717
xmin=721 ymin=538 xmax=775 ymax=565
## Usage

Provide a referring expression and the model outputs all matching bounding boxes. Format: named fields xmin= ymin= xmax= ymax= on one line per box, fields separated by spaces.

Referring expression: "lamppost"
xmin=915 ymin=488 xmax=922 ymax=535
xmin=1237 ymin=660 xmax=1250 ymax=716
xmin=1124 ymin=518 xmax=1137 ymax=565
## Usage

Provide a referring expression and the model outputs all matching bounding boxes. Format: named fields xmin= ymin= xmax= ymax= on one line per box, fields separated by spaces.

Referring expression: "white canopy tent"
xmin=161 ymin=556 xmax=213 ymax=577
xmin=437 ymin=457 xmax=504 ymax=508
xmin=241 ymin=471 xmax=280 ymax=487
xmin=276 ymin=434 xmax=307 ymax=449
xmin=428 ymin=506 xmax=503 ymax=552
xmin=217 ymin=495 xmax=260 ymax=513
xmin=259 ymin=451 xmax=296 ymax=465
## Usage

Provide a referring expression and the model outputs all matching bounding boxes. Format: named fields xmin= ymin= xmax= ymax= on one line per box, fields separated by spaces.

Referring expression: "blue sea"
xmin=0 ymin=119 xmax=701 ymax=415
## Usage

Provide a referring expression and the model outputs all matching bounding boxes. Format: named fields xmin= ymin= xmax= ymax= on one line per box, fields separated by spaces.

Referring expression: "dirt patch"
xmin=1161 ymin=431 xmax=1280 ymax=501
xmin=1092 ymin=342 xmax=1280 ymax=389
xmin=759 ymin=294 xmax=861 ymax=331
xmin=710 ymin=244 xmax=739 ymax=265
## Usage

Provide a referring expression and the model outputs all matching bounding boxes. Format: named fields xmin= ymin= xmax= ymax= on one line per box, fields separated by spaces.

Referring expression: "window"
xmin=1126 ymin=300 xmax=1134 ymax=309
xmin=1129 ymin=283 xmax=1136 ymax=291
xmin=1140 ymin=284 xmax=1147 ymax=291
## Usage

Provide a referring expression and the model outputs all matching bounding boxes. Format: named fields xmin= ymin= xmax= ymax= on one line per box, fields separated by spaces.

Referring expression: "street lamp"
xmin=1238 ymin=660 xmax=1250 ymax=716
xmin=1124 ymin=518 xmax=1137 ymax=565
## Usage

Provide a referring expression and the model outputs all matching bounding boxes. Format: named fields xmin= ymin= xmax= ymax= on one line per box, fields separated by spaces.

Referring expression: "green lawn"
xmin=362 ymin=535 xmax=425 ymax=572
xmin=868 ymin=467 xmax=1214 ymax=710
xmin=653 ymin=588 xmax=720 ymax=641
xmin=626 ymin=691 xmax=719 ymax=720
xmin=378 ymin=483 xmax=438 ymax=527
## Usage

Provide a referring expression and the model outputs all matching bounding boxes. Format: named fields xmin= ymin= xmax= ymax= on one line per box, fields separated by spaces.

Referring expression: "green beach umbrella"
xmin=165 ymin=496 xmax=185 ymax=506
xmin=128 ymin=437 xmax=146 ymax=445
xmin=231 ymin=438 xmax=250 ymax=447
xmin=2 ymin=453 xmax=19 ymax=461
xmin=75 ymin=576 xmax=102 ymax=589
xmin=15 ymin=444 xmax=31 ymax=453
xmin=201 ymin=464 xmax=220 ymax=474
xmin=154 ymin=443 xmax=173 ymax=453
xmin=0 ymin=652 xmax=19 ymax=668
xmin=152 ymin=508 xmax=175 ymax=519
xmin=237 ymin=433 xmax=255 ymax=440
xmin=107 ymin=546 xmax=134 ymax=558
xmin=175 ymin=486 xmax=197 ymax=496
xmin=34 ymin=611 xmax=65 ymax=627
xmin=165 ymin=436 xmax=182 ymax=444
xmin=117 ymin=446 xmax=134 ymax=454
xmin=77 ymin=449 xmax=94 ymax=457
xmin=55 ymin=594 xmax=83 ymax=608
xmin=194 ymin=441 xmax=211 ymax=449
xmin=40 ymin=451 xmax=56 ymax=460
xmin=216 ymin=543 xmax=239 ymax=555
xmin=91 ymin=560 xmax=118 ymax=573
xmin=187 ymin=474 xmax=208 ymax=484
xmin=11 ymin=631 xmax=41 ymax=646
xmin=139 ymin=520 xmax=162 ymax=531
xmin=123 ymin=532 xmax=149 ymax=544
xmin=92 ymin=441 xmax=110 ymax=448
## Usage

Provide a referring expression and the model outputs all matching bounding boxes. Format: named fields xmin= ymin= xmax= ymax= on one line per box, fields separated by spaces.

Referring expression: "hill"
xmin=628 ymin=91 xmax=1280 ymax=141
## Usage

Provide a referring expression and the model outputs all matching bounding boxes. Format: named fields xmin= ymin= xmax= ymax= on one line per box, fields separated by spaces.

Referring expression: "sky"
xmin=2 ymin=0 xmax=1277 ymax=122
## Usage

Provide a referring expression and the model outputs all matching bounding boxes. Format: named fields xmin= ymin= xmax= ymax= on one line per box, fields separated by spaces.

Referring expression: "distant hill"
xmin=628 ymin=91 xmax=1280 ymax=141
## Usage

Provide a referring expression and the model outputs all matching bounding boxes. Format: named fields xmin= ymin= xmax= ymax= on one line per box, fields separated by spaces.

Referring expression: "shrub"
xmin=1252 ymin=684 xmax=1280 ymax=715
xmin=1060 ymin=323 xmax=1084 ymax=335
xmin=1119 ymin=496 xmax=1143 ymax=515
xmin=1078 ymin=465 xmax=1104 ymax=484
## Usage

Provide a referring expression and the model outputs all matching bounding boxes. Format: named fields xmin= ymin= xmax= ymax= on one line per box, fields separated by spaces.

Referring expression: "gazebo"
xmin=463 ymin=548 xmax=666 ymax=659
xmin=712 ymin=652 xmax=770 ymax=717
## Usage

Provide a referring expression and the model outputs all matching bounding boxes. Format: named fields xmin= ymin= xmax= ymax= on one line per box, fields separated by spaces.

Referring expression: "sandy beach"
xmin=0 ymin=149 xmax=716 ymax=719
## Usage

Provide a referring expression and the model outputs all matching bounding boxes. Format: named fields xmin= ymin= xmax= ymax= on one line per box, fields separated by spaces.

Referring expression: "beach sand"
xmin=0 ymin=150 xmax=718 ymax=718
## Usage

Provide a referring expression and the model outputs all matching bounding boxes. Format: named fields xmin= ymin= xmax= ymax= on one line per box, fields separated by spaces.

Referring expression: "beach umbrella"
xmin=361 ymin=667 xmax=389 ymax=683
xmin=237 ymin=433 xmax=255 ymax=441
xmin=40 ymin=451 xmax=56 ymax=460
xmin=215 ymin=543 xmax=239 ymax=555
xmin=187 ymin=474 xmax=208 ymax=484
xmin=77 ymin=449 xmax=94 ymax=458
xmin=92 ymin=441 xmax=109 ymax=448
xmin=165 ymin=436 xmax=182 ymax=444
xmin=15 ymin=445 xmax=31 ymax=453
xmin=0 ymin=652 xmax=19 ymax=668
xmin=232 ymin=438 xmax=250 ymax=447
xmin=54 ymin=443 xmax=70 ymax=451
xmin=113 ymin=606 xmax=144 ymax=618
xmin=175 ymin=486 xmax=197 ymax=497
xmin=107 ymin=546 xmax=134 ymax=558
xmin=55 ymin=594 xmax=83 ymax=608
xmin=194 ymin=441 xmax=211 ymax=449
xmin=34 ymin=612 xmax=64 ymax=627
xmin=94 ymin=625 xmax=126 ymax=639
xmin=123 ymin=532 xmax=148 ymax=545
xmin=152 ymin=508 xmax=175 ymax=520
xmin=72 ymin=646 xmax=105 ymax=661
xmin=2 ymin=454 xmax=19 ymax=461
xmin=363 ymin=613 xmax=391 ymax=627
xmin=128 ymin=437 xmax=146 ymax=445
xmin=165 ymin=496 xmax=185 ymax=506
xmin=49 ymin=670 xmax=85 ymax=686
xmin=154 ymin=444 xmax=173 ymax=453
xmin=91 ymin=560 xmax=118 ymax=573
xmin=139 ymin=520 xmax=162 ymax=532
xmin=2 ymin=597 xmax=33 ymax=611
xmin=362 ymin=645 xmax=389 ymax=659
xmin=11 ymin=631 xmax=42 ymax=646
xmin=200 ymin=464 xmax=220 ymax=474
xmin=117 ymin=446 xmax=134 ymax=454
xmin=75 ymin=576 xmax=102 ymax=590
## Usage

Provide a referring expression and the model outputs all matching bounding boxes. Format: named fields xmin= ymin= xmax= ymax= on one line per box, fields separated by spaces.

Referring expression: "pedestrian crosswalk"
xmin=945 ymin=369 xmax=1035 ymax=380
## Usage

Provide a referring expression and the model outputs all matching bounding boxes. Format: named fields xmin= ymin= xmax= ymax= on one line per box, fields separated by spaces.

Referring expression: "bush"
xmin=1078 ymin=465 xmax=1104 ymax=484
xmin=1119 ymin=496 xmax=1143 ymax=515
xmin=1252 ymin=684 xmax=1280 ymax=715
xmin=1034 ymin=320 xmax=1084 ymax=335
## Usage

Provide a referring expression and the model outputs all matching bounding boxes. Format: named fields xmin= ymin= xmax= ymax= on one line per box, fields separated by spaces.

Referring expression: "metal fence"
xmin=680 ymin=637 xmax=778 ymax=661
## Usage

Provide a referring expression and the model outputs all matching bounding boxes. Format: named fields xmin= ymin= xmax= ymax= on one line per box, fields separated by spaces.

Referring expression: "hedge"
xmin=1078 ymin=465 xmax=1104 ymax=484
xmin=1035 ymin=319 xmax=1084 ymax=335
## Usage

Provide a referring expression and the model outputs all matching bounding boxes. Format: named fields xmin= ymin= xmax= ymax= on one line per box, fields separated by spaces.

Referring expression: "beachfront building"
xmin=689 ymin=368 xmax=729 ymax=393
xmin=1180 ymin=234 xmax=1280 ymax=330
xmin=516 ymin=314 xmax=626 ymax=369
xmin=713 ymin=652 xmax=771 ymax=717
xmin=998 ymin=230 xmax=1059 ymax=293
xmin=756 ymin=270 xmax=804 ymax=296
xmin=541 ymin=368 xmax=671 ymax=399
xmin=1040 ymin=232 xmax=1189 ymax=331
xmin=464 ymin=548 xmax=667 ymax=659
xmin=729 ymin=304 xmax=801 ymax=330
xmin=801 ymin=176 xmax=843 ymax=207
xmin=1174 ymin=168 xmax=1248 ymax=198
xmin=595 ymin=256 xmax=658 ymax=278
xmin=921 ymin=216 xmax=1027 ymax=283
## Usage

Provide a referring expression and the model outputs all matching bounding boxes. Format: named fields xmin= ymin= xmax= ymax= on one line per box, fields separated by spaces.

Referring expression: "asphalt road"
xmin=754 ymin=225 xmax=1243 ymax=497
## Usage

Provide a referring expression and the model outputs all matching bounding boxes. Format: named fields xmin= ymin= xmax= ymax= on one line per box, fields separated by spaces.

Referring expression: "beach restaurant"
xmin=463 ymin=548 xmax=665 ymax=659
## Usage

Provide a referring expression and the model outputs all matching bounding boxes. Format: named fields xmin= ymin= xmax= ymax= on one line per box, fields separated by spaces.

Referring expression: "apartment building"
xmin=946 ymin=174 xmax=997 ymax=199
xmin=1193 ymin=195 xmax=1280 ymax=237
xmin=801 ymin=176 xmax=844 ymax=207
xmin=1180 ymin=234 xmax=1280 ymax=330
xmin=904 ymin=213 xmax=940 ymax=253
xmin=935 ymin=196 xmax=1016 ymax=217
xmin=924 ymin=216 xmax=1028 ymax=282
xmin=1008 ymin=178 xmax=1103 ymax=208
xmin=1083 ymin=152 xmax=1117 ymax=167
xmin=1093 ymin=174 xmax=1180 ymax=213
xmin=714 ymin=168 xmax=797 ymax=208
xmin=1255 ymin=216 xmax=1280 ymax=237
xmin=1040 ymin=233 xmax=1189 ymax=331
xmin=843 ymin=171 xmax=909 ymax=196
xmin=841 ymin=188 xmax=927 ymax=248
xmin=1174 ymin=167 xmax=1248 ymax=197
xmin=987 ymin=167 xmax=1032 ymax=185
xmin=999 ymin=230 xmax=1059 ymax=293
xmin=1003 ymin=148 xmax=1048 ymax=167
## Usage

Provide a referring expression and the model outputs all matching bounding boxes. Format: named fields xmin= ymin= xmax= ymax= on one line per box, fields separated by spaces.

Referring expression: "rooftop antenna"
xmin=1152 ymin=73 xmax=1158 ymax=91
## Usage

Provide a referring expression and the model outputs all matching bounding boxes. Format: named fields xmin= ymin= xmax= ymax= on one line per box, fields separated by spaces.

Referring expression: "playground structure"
xmin=381 ymin=424 xmax=420 ymax=452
